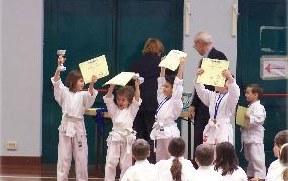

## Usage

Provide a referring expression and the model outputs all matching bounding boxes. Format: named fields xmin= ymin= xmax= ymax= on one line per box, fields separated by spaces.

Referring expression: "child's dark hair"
xmin=280 ymin=143 xmax=288 ymax=166
xmin=168 ymin=137 xmax=186 ymax=181
xmin=195 ymin=144 xmax=214 ymax=166
xmin=165 ymin=75 xmax=176 ymax=87
xmin=247 ymin=84 xmax=263 ymax=98
xmin=65 ymin=70 xmax=83 ymax=92
xmin=214 ymin=142 xmax=239 ymax=176
xmin=274 ymin=130 xmax=288 ymax=148
xmin=132 ymin=139 xmax=150 ymax=161
xmin=116 ymin=86 xmax=135 ymax=104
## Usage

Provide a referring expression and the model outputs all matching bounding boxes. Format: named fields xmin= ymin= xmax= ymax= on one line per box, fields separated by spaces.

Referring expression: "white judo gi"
xmin=121 ymin=159 xmax=161 ymax=181
xmin=150 ymin=77 xmax=183 ymax=161
xmin=266 ymin=159 xmax=286 ymax=181
xmin=188 ymin=166 xmax=223 ymax=181
xmin=51 ymin=78 xmax=97 ymax=181
xmin=194 ymin=79 xmax=240 ymax=145
xmin=103 ymin=95 xmax=141 ymax=181
xmin=216 ymin=166 xmax=248 ymax=181
xmin=156 ymin=156 xmax=196 ymax=181
xmin=241 ymin=100 xmax=266 ymax=179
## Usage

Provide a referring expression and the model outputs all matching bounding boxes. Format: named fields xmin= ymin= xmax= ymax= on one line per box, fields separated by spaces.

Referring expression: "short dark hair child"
xmin=195 ymin=144 xmax=214 ymax=166
xmin=132 ymin=139 xmax=150 ymax=161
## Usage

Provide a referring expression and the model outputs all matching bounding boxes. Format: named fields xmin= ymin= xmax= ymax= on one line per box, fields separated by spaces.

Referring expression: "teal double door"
xmin=42 ymin=0 xmax=183 ymax=164
xmin=236 ymin=0 xmax=287 ymax=167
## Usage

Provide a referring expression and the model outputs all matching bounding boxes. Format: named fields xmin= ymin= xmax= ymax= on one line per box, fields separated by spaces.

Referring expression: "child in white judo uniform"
xmin=195 ymin=68 xmax=240 ymax=145
xmin=156 ymin=137 xmax=195 ymax=181
xmin=241 ymin=84 xmax=266 ymax=180
xmin=104 ymin=79 xmax=142 ymax=181
xmin=266 ymin=130 xmax=288 ymax=181
xmin=189 ymin=143 xmax=222 ymax=181
xmin=51 ymin=55 xmax=98 ymax=181
xmin=214 ymin=142 xmax=247 ymax=181
xmin=150 ymin=58 xmax=185 ymax=161
xmin=121 ymin=139 xmax=161 ymax=181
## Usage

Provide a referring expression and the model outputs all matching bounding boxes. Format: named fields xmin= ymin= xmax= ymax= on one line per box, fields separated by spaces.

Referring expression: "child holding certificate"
xmin=51 ymin=54 xmax=98 ymax=181
xmin=242 ymin=84 xmax=266 ymax=180
xmin=103 ymin=79 xmax=142 ymax=181
xmin=150 ymin=58 xmax=185 ymax=161
xmin=195 ymin=68 xmax=240 ymax=145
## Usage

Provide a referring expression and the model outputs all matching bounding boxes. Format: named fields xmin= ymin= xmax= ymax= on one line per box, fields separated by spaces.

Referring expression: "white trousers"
xmin=156 ymin=138 xmax=172 ymax=162
xmin=203 ymin=121 xmax=233 ymax=145
xmin=105 ymin=141 xmax=132 ymax=181
xmin=244 ymin=143 xmax=266 ymax=179
xmin=57 ymin=133 xmax=88 ymax=181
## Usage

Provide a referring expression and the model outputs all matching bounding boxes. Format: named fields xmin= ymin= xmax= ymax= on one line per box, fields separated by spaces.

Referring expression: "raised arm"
xmin=160 ymin=66 xmax=166 ymax=77
xmin=134 ymin=78 xmax=140 ymax=102
xmin=83 ymin=75 xmax=98 ymax=109
xmin=194 ymin=68 xmax=213 ymax=106
xmin=88 ymin=75 xmax=97 ymax=96
xmin=176 ymin=57 xmax=185 ymax=80
xmin=223 ymin=70 xmax=240 ymax=112
xmin=51 ymin=55 xmax=68 ymax=106
xmin=106 ymin=84 xmax=115 ymax=98
xmin=103 ymin=84 xmax=117 ymax=115
xmin=53 ymin=55 xmax=64 ymax=82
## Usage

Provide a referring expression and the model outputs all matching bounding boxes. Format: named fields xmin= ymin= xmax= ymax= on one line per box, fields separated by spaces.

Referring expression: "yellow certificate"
xmin=79 ymin=55 xmax=109 ymax=84
xmin=159 ymin=50 xmax=187 ymax=71
xmin=104 ymin=72 xmax=137 ymax=86
xmin=236 ymin=106 xmax=248 ymax=127
xmin=196 ymin=58 xmax=229 ymax=87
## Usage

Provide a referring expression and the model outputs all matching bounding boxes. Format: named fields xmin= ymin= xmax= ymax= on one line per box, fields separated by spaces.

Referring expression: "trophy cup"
xmin=57 ymin=50 xmax=66 ymax=71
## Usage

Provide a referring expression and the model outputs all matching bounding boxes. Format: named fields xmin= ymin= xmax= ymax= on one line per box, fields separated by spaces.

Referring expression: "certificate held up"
xmin=79 ymin=55 xmax=109 ymax=84
xmin=159 ymin=50 xmax=187 ymax=71
xmin=196 ymin=58 xmax=229 ymax=87
xmin=104 ymin=72 xmax=139 ymax=86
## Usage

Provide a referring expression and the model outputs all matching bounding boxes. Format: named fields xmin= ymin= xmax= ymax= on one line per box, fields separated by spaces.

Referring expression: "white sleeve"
xmin=103 ymin=95 xmax=118 ymax=116
xmin=83 ymin=89 xmax=98 ymax=109
xmin=51 ymin=77 xmax=68 ymax=107
xmin=194 ymin=82 xmax=213 ymax=107
xmin=129 ymin=97 xmax=142 ymax=118
xmin=171 ymin=77 xmax=183 ymax=101
xmin=120 ymin=167 xmax=132 ymax=181
xmin=186 ymin=160 xmax=196 ymax=171
xmin=226 ymin=79 xmax=240 ymax=112
xmin=157 ymin=77 xmax=166 ymax=103
xmin=249 ymin=105 xmax=266 ymax=126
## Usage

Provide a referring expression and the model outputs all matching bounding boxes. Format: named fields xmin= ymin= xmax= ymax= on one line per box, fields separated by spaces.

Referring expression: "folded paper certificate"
xmin=104 ymin=72 xmax=137 ymax=86
xmin=79 ymin=55 xmax=109 ymax=84
xmin=236 ymin=106 xmax=248 ymax=127
xmin=196 ymin=58 xmax=229 ymax=87
xmin=159 ymin=50 xmax=187 ymax=71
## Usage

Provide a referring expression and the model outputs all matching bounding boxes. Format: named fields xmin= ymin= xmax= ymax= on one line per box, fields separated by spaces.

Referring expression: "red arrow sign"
xmin=265 ymin=64 xmax=285 ymax=73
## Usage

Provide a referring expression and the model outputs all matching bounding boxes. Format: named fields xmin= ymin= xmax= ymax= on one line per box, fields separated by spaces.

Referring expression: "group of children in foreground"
xmin=51 ymin=51 xmax=285 ymax=181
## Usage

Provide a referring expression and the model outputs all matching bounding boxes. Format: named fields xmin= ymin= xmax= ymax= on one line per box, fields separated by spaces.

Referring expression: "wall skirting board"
xmin=0 ymin=156 xmax=41 ymax=166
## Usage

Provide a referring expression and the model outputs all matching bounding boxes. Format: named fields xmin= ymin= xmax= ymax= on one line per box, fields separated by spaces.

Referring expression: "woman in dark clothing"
xmin=129 ymin=38 xmax=164 ymax=163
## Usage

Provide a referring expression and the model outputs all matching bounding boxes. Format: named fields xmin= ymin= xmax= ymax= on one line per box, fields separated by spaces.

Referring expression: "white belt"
xmin=109 ymin=128 xmax=136 ymax=154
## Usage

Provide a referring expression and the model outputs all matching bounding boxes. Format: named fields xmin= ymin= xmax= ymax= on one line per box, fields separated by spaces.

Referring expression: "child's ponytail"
xmin=170 ymin=158 xmax=182 ymax=181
